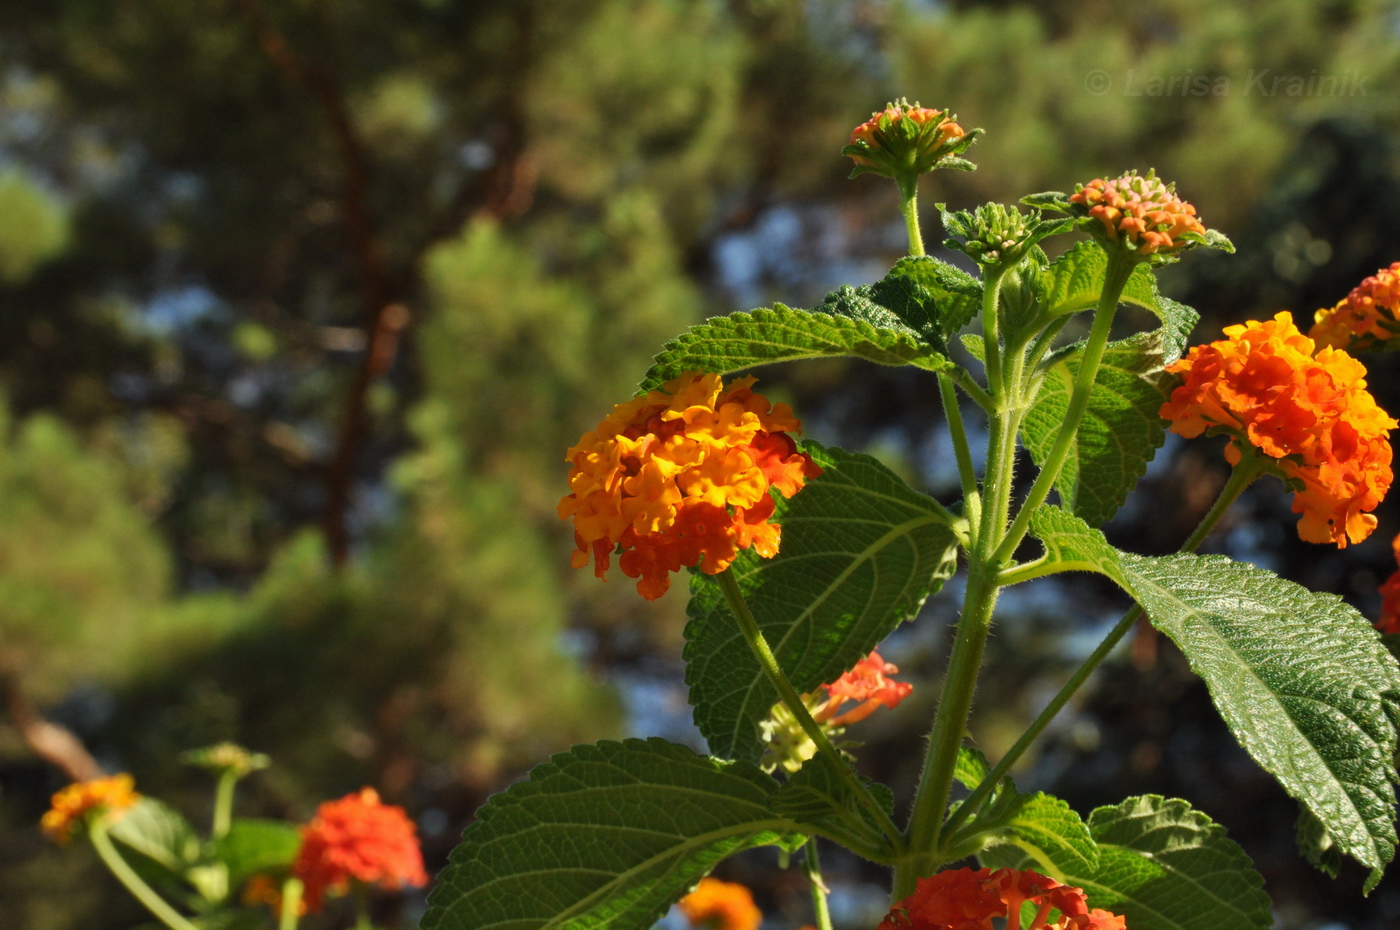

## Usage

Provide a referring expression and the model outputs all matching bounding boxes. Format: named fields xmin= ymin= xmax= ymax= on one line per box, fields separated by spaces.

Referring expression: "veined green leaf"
xmin=952 ymin=743 xmax=991 ymax=790
xmin=983 ymin=795 xmax=1271 ymax=930
xmin=110 ymin=797 xmax=203 ymax=875
xmin=869 ymin=255 xmax=983 ymax=352
xmin=213 ymin=819 xmax=302 ymax=885
xmin=769 ymin=754 xmax=897 ymax=858
xmin=422 ymin=738 xmax=801 ymax=930
xmin=685 ymin=444 xmax=960 ymax=761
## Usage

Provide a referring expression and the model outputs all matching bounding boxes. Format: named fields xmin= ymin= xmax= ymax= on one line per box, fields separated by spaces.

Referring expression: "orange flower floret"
xmin=678 ymin=877 xmax=762 ymax=930
xmin=878 ymin=867 xmax=1127 ymax=930
xmin=1070 ymin=171 xmax=1205 ymax=256
xmin=292 ymin=788 xmax=428 ymax=912
xmin=847 ymin=103 xmax=966 ymax=167
xmin=1310 ymin=261 xmax=1400 ymax=351
xmin=559 ymin=372 xmax=821 ymax=600
xmin=242 ymin=875 xmax=308 ymax=916
xmin=41 ymin=774 xmax=139 ymax=844
xmin=813 ymin=650 xmax=914 ymax=727
xmin=1377 ymin=533 xmax=1400 ymax=635
xmin=1160 ymin=312 xmax=1395 ymax=547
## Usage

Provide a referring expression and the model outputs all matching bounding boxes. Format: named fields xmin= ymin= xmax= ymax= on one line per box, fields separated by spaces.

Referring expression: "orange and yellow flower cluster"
xmin=678 ymin=877 xmax=762 ymax=930
xmin=560 ymin=372 xmax=820 ymax=600
xmin=1070 ymin=171 xmax=1204 ymax=256
xmin=879 ymin=867 xmax=1125 ymax=930
xmin=846 ymin=103 xmax=966 ymax=167
xmin=1161 ymin=312 xmax=1395 ymax=547
xmin=292 ymin=788 xmax=428 ymax=912
xmin=41 ymin=774 xmax=139 ymax=844
xmin=1311 ymin=261 xmax=1400 ymax=352
xmin=812 ymin=650 xmax=914 ymax=727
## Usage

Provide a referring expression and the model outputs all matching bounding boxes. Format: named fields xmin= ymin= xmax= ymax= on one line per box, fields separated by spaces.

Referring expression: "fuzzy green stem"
xmin=355 ymin=882 xmax=373 ymax=930
xmin=938 ymin=372 xmax=981 ymax=540
xmin=898 ymin=174 xmax=925 ymax=256
xmin=940 ymin=457 xmax=1265 ymax=841
xmin=951 ymin=368 xmax=994 ymax=412
xmin=991 ymin=254 xmax=1136 ymax=567
xmin=805 ymin=839 xmax=834 ymax=930
xmin=716 ymin=569 xmax=904 ymax=851
xmin=980 ymin=270 xmax=1007 ymax=396
xmin=89 ymin=819 xmax=199 ymax=930
xmin=212 ymin=769 xmax=237 ymax=840
xmin=280 ymin=878 xmax=304 ymax=930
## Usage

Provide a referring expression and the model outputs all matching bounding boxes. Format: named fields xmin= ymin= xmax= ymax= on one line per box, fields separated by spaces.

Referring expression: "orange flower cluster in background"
xmin=1311 ymin=261 xmax=1400 ymax=351
xmin=879 ymin=867 xmax=1126 ymax=930
xmin=41 ymin=774 xmax=139 ymax=844
xmin=1161 ymin=312 xmax=1395 ymax=547
xmin=1377 ymin=533 xmax=1400 ymax=635
xmin=292 ymin=788 xmax=428 ymax=912
xmin=560 ymin=372 xmax=820 ymax=600
xmin=847 ymin=103 xmax=966 ymax=167
xmin=813 ymin=650 xmax=914 ymax=727
xmin=678 ymin=877 xmax=762 ymax=930
xmin=241 ymin=875 xmax=307 ymax=917
xmin=1070 ymin=171 xmax=1204 ymax=255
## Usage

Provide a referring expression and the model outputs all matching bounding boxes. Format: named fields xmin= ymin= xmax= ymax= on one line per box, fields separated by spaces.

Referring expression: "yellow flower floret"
xmin=1310 ymin=261 xmax=1400 ymax=351
xmin=559 ymin=372 xmax=820 ymax=600
xmin=41 ymin=774 xmax=139 ymax=844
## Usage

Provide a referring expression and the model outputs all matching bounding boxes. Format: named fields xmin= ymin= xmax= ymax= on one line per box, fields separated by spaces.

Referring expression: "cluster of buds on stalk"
xmin=940 ymin=202 xmax=1073 ymax=270
xmin=842 ymin=99 xmax=981 ymax=185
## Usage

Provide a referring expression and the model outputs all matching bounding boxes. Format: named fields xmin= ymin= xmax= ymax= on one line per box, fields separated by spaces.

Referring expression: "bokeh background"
xmin=2 ymin=1 xmax=1400 ymax=928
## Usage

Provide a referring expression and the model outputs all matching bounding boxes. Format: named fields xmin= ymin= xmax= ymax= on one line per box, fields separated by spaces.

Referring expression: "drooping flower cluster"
xmin=1069 ymin=170 xmax=1205 ymax=256
xmin=292 ymin=788 xmax=429 ymax=912
xmin=761 ymin=650 xmax=913 ymax=773
xmin=678 ymin=877 xmax=762 ymax=930
xmin=843 ymin=99 xmax=975 ymax=180
xmin=41 ymin=774 xmax=139 ymax=844
xmin=560 ymin=372 xmax=821 ymax=600
xmin=1310 ymin=261 xmax=1400 ymax=351
xmin=878 ymin=867 xmax=1126 ymax=930
xmin=1376 ymin=533 xmax=1400 ymax=635
xmin=1160 ymin=312 xmax=1396 ymax=547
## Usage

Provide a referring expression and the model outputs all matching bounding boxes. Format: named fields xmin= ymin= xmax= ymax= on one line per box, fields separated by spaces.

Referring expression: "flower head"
xmin=1310 ymin=262 xmax=1400 ymax=352
xmin=815 ymin=650 xmax=914 ymax=726
xmin=1160 ymin=312 xmax=1395 ymax=547
xmin=678 ymin=877 xmax=761 ymax=930
xmin=559 ymin=372 xmax=820 ymax=600
xmin=1376 ymin=533 xmax=1400 ymax=635
xmin=878 ymin=867 xmax=1126 ymax=930
xmin=1069 ymin=170 xmax=1205 ymax=256
xmin=843 ymin=99 xmax=978 ymax=181
xmin=41 ymin=774 xmax=139 ymax=844
xmin=293 ymin=788 xmax=429 ymax=912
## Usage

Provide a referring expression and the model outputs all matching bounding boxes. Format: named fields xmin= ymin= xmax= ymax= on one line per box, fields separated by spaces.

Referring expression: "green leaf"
xmin=1043 ymin=243 xmax=1161 ymax=319
xmin=1029 ymin=507 xmax=1400 ymax=881
xmin=985 ymin=795 xmax=1271 ymax=930
xmin=1296 ymin=808 xmax=1343 ymax=879
xmin=980 ymin=793 xmax=1099 ymax=878
xmin=213 ymin=819 xmax=302 ymax=885
xmin=640 ymin=300 xmax=950 ymax=391
xmin=422 ymin=738 xmax=801 ymax=930
xmin=110 ymin=798 xmax=204 ymax=875
xmin=685 ymin=444 xmax=961 ymax=760
xmin=769 ymin=754 xmax=897 ymax=858
xmin=1021 ymin=329 xmax=1180 ymax=526
xmin=952 ymin=744 xmax=991 ymax=790
xmin=869 ymin=256 xmax=983 ymax=352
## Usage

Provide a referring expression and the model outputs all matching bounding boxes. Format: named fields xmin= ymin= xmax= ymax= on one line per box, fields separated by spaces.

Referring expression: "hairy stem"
xmin=212 ymin=769 xmax=237 ymax=840
xmin=898 ymin=175 xmax=925 ymax=257
xmin=805 ymin=838 xmax=834 ymax=930
xmin=938 ymin=372 xmax=981 ymax=540
xmin=90 ymin=820 xmax=199 ymax=930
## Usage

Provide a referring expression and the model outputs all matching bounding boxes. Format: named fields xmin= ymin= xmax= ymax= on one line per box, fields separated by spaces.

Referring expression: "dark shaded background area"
xmin=2 ymin=1 xmax=1400 ymax=927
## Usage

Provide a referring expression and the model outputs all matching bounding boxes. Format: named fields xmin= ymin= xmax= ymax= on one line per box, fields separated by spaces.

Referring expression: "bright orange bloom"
xmin=559 ymin=372 xmax=820 ymax=600
xmin=1376 ymin=533 xmax=1400 ymax=635
xmin=1070 ymin=171 xmax=1205 ymax=256
xmin=1160 ymin=312 xmax=1395 ymax=547
xmin=813 ymin=650 xmax=914 ymax=726
xmin=847 ymin=103 xmax=966 ymax=167
xmin=1310 ymin=261 xmax=1400 ymax=351
xmin=292 ymin=788 xmax=429 ymax=912
xmin=678 ymin=877 xmax=762 ymax=930
xmin=878 ymin=867 xmax=1126 ymax=930
xmin=41 ymin=774 xmax=139 ymax=844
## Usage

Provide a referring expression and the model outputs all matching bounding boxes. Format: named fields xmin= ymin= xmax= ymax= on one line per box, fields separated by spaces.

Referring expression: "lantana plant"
xmin=423 ymin=99 xmax=1400 ymax=930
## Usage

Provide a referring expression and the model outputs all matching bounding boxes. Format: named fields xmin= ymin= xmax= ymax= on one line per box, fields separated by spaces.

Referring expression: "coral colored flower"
xmin=1070 ymin=170 xmax=1205 ymax=256
xmin=1161 ymin=312 xmax=1395 ymax=547
xmin=842 ymin=99 xmax=976 ymax=180
xmin=1311 ymin=262 xmax=1400 ymax=351
xmin=814 ymin=650 xmax=914 ymax=726
xmin=559 ymin=372 xmax=820 ymax=600
xmin=41 ymin=774 xmax=139 ymax=844
xmin=1376 ymin=533 xmax=1400 ymax=635
xmin=293 ymin=788 xmax=429 ymax=912
xmin=678 ymin=877 xmax=762 ymax=930
xmin=878 ymin=867 xmax=1126 ymax=930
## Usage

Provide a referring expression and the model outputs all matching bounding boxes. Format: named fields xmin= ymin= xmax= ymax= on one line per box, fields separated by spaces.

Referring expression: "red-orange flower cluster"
xmin=1311 ymin=261 xmax=1400 ymax=351
xmin=847 ymin=103 xmax=966 ymax=167
xmin=1377 ymin=533 xmax=1400 ymax=635
xmin=292 ymin=788 xmax=428 ymax=912
xmin=878 ymin=867 xmax=1125 ymax=930
xmin=1160 ymin=312 xmax=1396 ymax=547
xmin=813 ymin=650 xmax=914 ymax=727
xmin=41 ymin=774 xmax=139 ymax=844
xmin=1070 ymin=171 xmax=1204 ymax=255
xmin=559 ymin=372 xmax=820 ymax=600
xmin=678 ymin=877 xmax=762 ymax=930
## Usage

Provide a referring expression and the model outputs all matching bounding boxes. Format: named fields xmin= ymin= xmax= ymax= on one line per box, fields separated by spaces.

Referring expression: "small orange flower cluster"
xmin=559 ymin=372 xmax=820 ymax=600
xmin=678 ymin=877 xmax=762 ymax=930
xmin=1376 ymin=533 xmax=1400 ymax=635
xmin=292 ymin=788 xmax=429 ymax=912
xmin=41 ymin=774 xmax=139 ymax=844
xmin=1070 ymin=171 xmax=1204 ymax=255
xmin=847 ymin=103 xmax=966 ymax=167
xmin=1160 ymin=312 xmax=1396 ymax=547
xmin=1311 ymin=261 xmax=1400 ymax=351
xmin=242 ymin=875 xmax=307 ymax=917
xmin=879 ymin=867 xmax=1125 ymax=930
xmin=813 ymin=650 xmax=914 ymax=727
